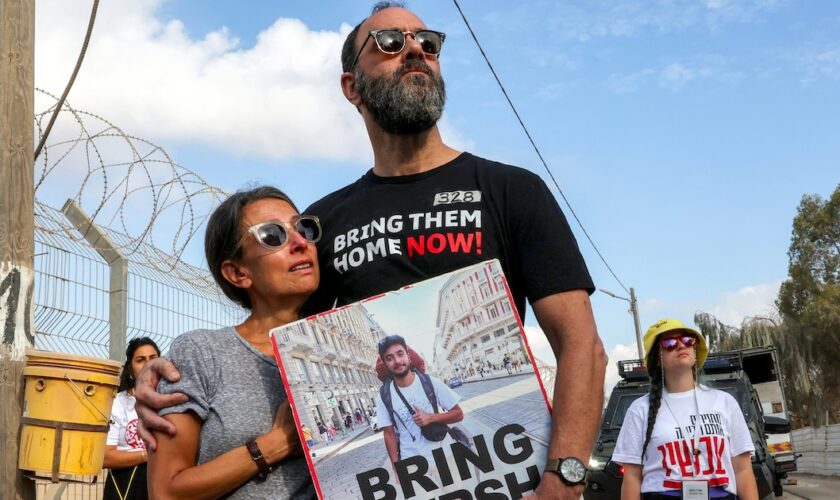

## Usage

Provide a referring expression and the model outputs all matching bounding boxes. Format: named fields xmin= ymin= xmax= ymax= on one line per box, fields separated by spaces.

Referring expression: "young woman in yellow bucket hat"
xmin=612 ymin=319 xmax=759 ymax=499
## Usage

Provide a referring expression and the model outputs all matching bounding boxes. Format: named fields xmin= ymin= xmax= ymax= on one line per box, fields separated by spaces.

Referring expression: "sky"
xmin=32 ymin=0 xmax=840 ymax=393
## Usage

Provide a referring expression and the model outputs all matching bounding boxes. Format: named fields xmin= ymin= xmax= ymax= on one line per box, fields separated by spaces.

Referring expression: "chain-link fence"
xmin=26 ymin=86 xmax=252 ymax=500
xmin=31 ymin=201 xmax=245 ymax=500
xmin=34 ymin=201 xmax=245 ymax=358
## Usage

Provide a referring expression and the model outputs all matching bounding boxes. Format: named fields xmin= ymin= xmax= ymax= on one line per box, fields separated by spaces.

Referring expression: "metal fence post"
xmin=60 ymin=200 xmax=127 ymax=361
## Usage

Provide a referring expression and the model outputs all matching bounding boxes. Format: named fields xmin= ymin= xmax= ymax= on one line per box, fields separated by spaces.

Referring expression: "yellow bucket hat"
xmin=643 ymin=318 xmax=708 ymax=368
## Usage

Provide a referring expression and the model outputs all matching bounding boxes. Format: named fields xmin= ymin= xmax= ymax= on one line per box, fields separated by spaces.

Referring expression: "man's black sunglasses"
xmin=349 ymin=29 xmax=446 ymax=71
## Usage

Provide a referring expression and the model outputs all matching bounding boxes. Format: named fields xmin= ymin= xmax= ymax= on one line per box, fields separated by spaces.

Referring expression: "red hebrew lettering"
xmin=665 ymin=441 xmax=678 ymax=477
xmin=676 ymin=441 xmax=694 ymax=477
xmin=714 ymin=436 xmax=726 ymax=474
xmin=700 ymin=436 xmax=715 ymax=475
xmin=657 ymin=445 xmax=671 ymax=476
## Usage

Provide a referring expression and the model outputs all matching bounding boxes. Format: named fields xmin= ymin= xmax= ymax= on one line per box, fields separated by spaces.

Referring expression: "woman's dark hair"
xmin=205 ymin=186 xmax=298 ymax=310
xmin=119 ymin=337 xmax=161 ymax=392
xmin=641 ymin=342 xmax=664 ymax=460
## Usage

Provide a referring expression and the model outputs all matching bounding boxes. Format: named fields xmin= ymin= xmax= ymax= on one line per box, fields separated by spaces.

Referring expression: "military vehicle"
xmin=585 ymin=347 xmax=794 ymax=499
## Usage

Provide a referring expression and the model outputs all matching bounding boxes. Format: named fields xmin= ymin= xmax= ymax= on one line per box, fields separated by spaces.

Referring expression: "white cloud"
xmin=482 ymin=1 xmax=785 ymax=42
xmin=606 ymin=58 xmax=740 ymax=94
xmin=641 ymin=279 xmax=783 ymax=330
xmin=706 ymin=0 xmax=731 ymax=8
xmin=797 ymin=44 xmax=840 ymax=83
xmin=706 ymin=280 xmax=783 ymax=326
xmin=605 ymin=68 xmax=655 ymax=94
xmin=659 ymin=63 xmax=696 ymax=90
xmin=437 ymin=116 xmax=476 ymax=153
xmin=605 ymin=343 xmax=640 ymax=395
xmin=522 ymin=325 xmax=554 ymax=364
xmin=35 ymin=0 xmax=372 ymax=163
xmin=640 ymin=297 xmax=666 ymax=314
xmin=523 ymin=325 xmax=639 ymax=396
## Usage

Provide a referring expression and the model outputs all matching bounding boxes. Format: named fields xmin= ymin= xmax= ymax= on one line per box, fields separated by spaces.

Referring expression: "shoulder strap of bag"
xmin=381 ymin=379 xmax=414 ymax=444
xmin=416 ymin=371 xmax=440 ymax=413
xmin=393 ymin=380 xmax=416 ymax=414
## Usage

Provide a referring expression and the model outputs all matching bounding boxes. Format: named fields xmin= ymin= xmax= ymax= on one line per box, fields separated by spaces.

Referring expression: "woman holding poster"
xmin=613 ymin=319 xmax=759 ymax=500
xmin=147 ymin=186 xmax=318 ymax=499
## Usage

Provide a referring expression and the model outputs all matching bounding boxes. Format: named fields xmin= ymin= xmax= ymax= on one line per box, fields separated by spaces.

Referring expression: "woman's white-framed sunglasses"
xmin=234 ymin=215 xmax=322 ymax=253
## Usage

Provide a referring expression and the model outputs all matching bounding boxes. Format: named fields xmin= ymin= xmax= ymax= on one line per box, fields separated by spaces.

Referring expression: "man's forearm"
xmin=548 ymin=331 xmax=606 ymax=460
xmin=383 ymin=427 xmax=399 ymax=463
xmin=533 ymin=291 xmax=607 ymax=462
xmin=431 ymin=406 xmax=463 ymax=425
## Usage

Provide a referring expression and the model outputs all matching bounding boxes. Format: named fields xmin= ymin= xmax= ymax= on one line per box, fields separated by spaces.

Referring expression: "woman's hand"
xmin=256 ymin=400 xmax=303 ymax=465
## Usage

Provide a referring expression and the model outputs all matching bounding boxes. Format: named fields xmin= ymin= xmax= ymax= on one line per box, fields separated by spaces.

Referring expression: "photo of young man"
xmin=374 ymin=335 xmax=464 ymax=464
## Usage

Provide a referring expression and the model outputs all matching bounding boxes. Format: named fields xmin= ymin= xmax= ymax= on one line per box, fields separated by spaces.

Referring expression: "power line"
xmin=34 ymin=0 xmax=100 ymax=161
xmin=451 ymin=0 xmax=630 ymax=295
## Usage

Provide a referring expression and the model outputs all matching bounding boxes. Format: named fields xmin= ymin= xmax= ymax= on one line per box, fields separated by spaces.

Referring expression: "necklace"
xmin=661 ymin=385 xmax=702 ymax=459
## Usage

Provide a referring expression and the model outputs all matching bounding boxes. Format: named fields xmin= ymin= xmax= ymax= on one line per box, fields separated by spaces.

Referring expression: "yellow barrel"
xmin=18 ymin=349 xmax=122 ymax=481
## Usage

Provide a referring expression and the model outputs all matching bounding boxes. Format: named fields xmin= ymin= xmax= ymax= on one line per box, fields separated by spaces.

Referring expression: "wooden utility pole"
xmin=0 ymin=0 xmax=36 ymax=498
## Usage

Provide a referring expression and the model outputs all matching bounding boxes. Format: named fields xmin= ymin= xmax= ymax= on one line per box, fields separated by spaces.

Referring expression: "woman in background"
xmin=613 ymin=319 xmax=759 ymax=499
xmin=103 ymin=337 xmax=160 ymax=500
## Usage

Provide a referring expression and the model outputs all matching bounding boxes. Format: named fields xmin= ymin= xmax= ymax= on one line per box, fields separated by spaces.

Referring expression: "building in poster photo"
xmin=433 ymin=261 xmax=529 ymax=383
xmin=272 ymin=260 xmax=552 ymax=500
xmin=273 ymin=302 xmax=385 ymax=438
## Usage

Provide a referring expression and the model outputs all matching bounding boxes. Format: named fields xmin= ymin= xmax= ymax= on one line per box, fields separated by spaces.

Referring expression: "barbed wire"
xmin=33 ymin=88 xmax=229 ymax=287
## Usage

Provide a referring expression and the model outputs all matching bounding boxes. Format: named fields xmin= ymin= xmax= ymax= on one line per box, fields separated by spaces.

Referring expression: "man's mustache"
xmin=396 ymin=60 xmax=433 ymax=79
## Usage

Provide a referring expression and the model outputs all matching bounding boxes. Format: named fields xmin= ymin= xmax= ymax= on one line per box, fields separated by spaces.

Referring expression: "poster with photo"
xmin=270 ymin=259 xmax=553 ymax=500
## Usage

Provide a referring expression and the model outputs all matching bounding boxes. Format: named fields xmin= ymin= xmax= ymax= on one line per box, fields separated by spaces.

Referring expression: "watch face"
xmin=560 ymin=457 xmax=586 ymax=483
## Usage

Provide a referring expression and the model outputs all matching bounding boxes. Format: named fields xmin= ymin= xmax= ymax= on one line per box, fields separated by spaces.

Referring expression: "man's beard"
xmin=391 ymin=365 xmax=411 ymax=379
xmin=355 ymin=59 xmax=446 ymax=135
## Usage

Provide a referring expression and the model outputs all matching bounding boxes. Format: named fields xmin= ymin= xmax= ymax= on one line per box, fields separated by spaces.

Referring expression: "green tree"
xmin=778 ymin=185 xmax=840 ymax=322
xmin=738 ymin=316 xmax=822 ymax=426
xmin=777 ymin=184 xmax=840 ymax=419
xmin=694 ymin=311 xmax=825 ymax=427
xmin=692 ymin=184 xmax=840 ymax=427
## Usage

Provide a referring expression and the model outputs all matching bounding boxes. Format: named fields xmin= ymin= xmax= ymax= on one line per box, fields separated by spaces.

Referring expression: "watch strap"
xmin=246 ymin=440 xmax=272 ymax=480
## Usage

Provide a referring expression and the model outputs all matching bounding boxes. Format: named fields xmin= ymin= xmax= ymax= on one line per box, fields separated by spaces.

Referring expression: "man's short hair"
xmin=377 ymin=334 xmax=408 ymax=357
xmin=341 ymin=1 xmax=408 ymax=72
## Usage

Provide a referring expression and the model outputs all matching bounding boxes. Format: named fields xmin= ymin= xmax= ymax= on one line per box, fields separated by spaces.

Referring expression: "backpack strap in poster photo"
xmin=380 ymin=369 xmax=473 ymax=456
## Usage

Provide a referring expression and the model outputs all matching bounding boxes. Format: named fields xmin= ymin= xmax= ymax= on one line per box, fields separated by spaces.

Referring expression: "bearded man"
xmin=136 ymin=3 xmax=606 ymax=499
xmin=374 ymin=335 xmax=463 ymax=466
xmin=302 ymin=8 xmax=606 ymax=496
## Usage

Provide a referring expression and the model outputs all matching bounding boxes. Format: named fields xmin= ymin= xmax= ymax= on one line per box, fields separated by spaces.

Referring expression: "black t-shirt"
xmin=303 ymin=152 xmax=593 ymax=318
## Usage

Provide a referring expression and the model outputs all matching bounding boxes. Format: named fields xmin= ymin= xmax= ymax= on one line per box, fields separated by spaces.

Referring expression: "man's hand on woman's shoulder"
xmin=134 ymin=357 xmax=187 ymax=450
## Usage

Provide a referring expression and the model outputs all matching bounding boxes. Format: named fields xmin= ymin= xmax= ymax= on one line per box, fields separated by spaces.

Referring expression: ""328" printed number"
xmin=433 ymin=190 xmax=482 ymax=206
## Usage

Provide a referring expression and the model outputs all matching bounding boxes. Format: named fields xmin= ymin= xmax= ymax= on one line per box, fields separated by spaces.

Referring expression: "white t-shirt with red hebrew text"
xmin=106 ymin=391 xmax=146 ymax=452
xmin=613 ymin=385 xmax=754 ymax=496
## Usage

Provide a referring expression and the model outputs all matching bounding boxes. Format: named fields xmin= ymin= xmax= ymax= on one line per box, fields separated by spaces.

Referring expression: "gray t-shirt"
xmin=159 ymin=326 xmax=315 ymax=499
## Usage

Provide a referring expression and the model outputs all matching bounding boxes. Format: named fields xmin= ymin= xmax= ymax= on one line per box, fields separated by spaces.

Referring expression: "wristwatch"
xmin=545 ymin=457 xmax=588 ymax=486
